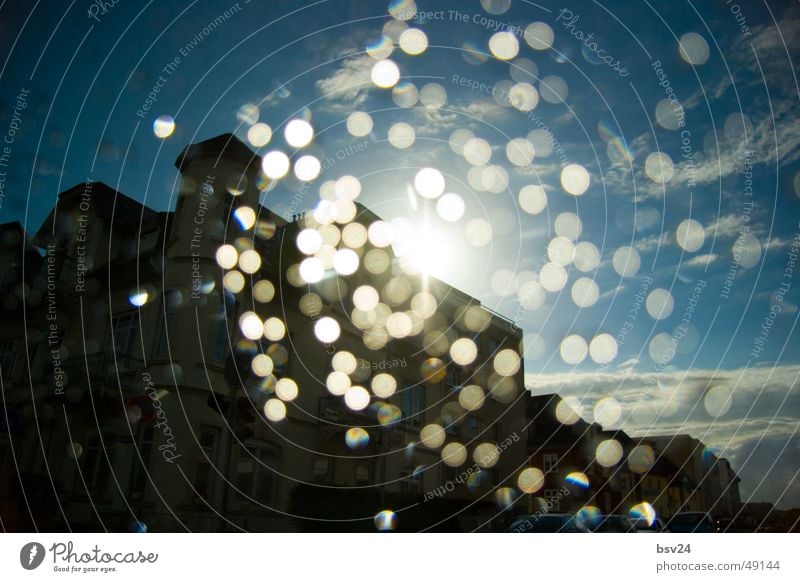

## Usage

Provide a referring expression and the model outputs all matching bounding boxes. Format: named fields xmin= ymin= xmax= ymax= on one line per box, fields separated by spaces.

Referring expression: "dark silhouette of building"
xmin=0 ymin=134 xmax=528 ymax=532
xmin=525 ymin=394 xmax=742 ymax=523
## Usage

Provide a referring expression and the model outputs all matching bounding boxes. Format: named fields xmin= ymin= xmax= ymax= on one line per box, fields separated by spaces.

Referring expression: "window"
xmin=236 ymin=444 xmax=278 ymax=503
xmin=153 ymin=304 xmax=175 ymax=358
xmin=543 ymin=453 xmax=559 ymax=473
xmin=108 ymin=312 xmax=139 ymax=369
xmin=81 ymin=434 xmax=115 ymax=494
xmin=487 ymin=337 xmax=501 ymax=357
xmin=130 ymin=426 xmax=154 ymax=499
xmin=211 ymin=315 xmax=229 ymax=364
xmin=465 ymin=416 xmax=481 ymax=440
xmin=492 ymin=422 xmax=502 ymax=443
xmin=313 ymin=458 xmax=330 ymax=484
xmin=401 ymin=474 xmax=421 ymax=495
xmin=139 ymin=230 xmax=159 ymax=253
xmin=620 ymin=473 xmax=631 ymax=493
xmin=445 ymin=367 xmax=460 ymax=392
xmin=544 ymin=489 xmax=561 ymax=511
xmin=402 ymin=383 xmax=424 ymax=429
xmin=443 ymin=399 xmax=460 ymax=436
xmin=0 ymin=338 xmax=20 ymax=379
xmin=355 ymin=462 xmax=371 ymax=486
xmin=194 ymin=427 xmax=220 ymax=500
xmin=444 ymin=419 xmax=459 ymax=436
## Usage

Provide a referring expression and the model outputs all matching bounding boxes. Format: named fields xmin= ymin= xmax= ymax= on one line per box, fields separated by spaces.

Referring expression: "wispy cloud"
xmin=314 ymin=54 xmax=375 ymax=110
xmin=705 ymin=213 xmax=744 ymax=239
xmin=684 ymin=253 xmax=719 ymax=267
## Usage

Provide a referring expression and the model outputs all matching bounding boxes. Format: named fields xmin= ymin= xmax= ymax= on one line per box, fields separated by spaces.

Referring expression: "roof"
xmin=174 ymin=133 xmax=261 ymax=172
xmin=33 ymin=182 xmax=160 ymax=245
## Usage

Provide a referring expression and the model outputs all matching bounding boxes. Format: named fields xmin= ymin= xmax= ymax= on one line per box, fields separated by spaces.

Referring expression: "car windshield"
xmin=595 ymin=516 xmax=631 ymax=532
xmin=671 ymin=514 xmax=704 ymax=526
xmin=511 ymin=515 xmax=575 ymax=532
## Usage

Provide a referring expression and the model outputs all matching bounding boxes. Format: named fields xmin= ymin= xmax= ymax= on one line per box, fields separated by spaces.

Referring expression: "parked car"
xmin=506 ymin=513 xmax=589 ymax=533
xmin=632 ymin=517 xmax=666 ymax=532
xmin=590 ymin=514 xmax=636 ymax=532
xmin=667 ymin=512 xmax=716 ymax=532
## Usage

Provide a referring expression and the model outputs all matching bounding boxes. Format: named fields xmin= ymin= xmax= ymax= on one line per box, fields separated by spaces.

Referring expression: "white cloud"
xmin=413 ymin=99 xmax=508 ymax=136
xmin=684 ymin=253 xmax=719 ymax=267
xmin=764 ymin=237 xmax=793 ymax=252
xmin=704 ymin=212 xmax=746 ymax=239
xmin=314 ymin=54 xmax=375 ymax=109
xmin=632 ymin=231 xmax=671 ymax=253
xmin=617 ymin=357 xmax=640 ymax=369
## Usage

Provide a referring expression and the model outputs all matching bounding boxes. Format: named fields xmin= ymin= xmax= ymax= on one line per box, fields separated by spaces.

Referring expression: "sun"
xmin=394 ymin=224 xmax=455 ymax=280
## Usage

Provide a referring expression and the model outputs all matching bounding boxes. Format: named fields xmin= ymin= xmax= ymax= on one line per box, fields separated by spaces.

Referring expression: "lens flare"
xmin=488 ymin=31 xmax=519 ymax=60
xmin=284 ymin=119 xmax=314 ymax=148
xmin=294 ymin=155 xmax=321 ymax=181
xmin=153 ymin=115 xmax=175 ymax=138
xmin=646 ymin=288 xmax=674 ymax=320
xmin=679 ymin=32 xmax=710 ymax=65
xmin=414 ymin=168 xmax=445 ymax=199
xmin=441 ymin=442 xmax=468 ymax=467
xmin=263 ymin=317 xmax=286 ymax=341
xmin=565 ymin=472 xmax=590 ymax=488
xmin=596 ymin=439 xmax=624 ymax=467
xmin=377 ymin=403 xmax=402 ymax=426
xmin=576 ymin=506 xmax=602 ymax=529
xmin=247 ymin=123 xmax=272 ymax=147
xmin=629 ymin=502 xmax=657 ymax=526
xmin=628 ymin=445 xmax=656 ymax=473
xmin=344 ymin=385 xmax=371 ymax=411
xmin=345 ymin=427 xmax=370 ymax=449
xmin=495 ymin=487 xmax=518 ymax=510
xmin=418 ymin=423 xmax=444 ymax=449
xmin=524 ymin=22 xmax=554 ymax=50
xmin=421 ymin=357 xmax=447 ymax=383
xmin=263 ymin=398 xmax=286 ymax=421
xmin=560 ymin=163 xmax=590 ymax=195
xmin=676 ymin=218 xmax=705 ymax=252
xmin=371 ymin=59 xmax=400 ymax=88
xmin=262 ymin=151 xmax=290 ymax=179
xmin=347 ymin=111 xmax=373 ymax=137
xmin=517 ymin=467 xmax=545 ymax=494
xmin=128 ymin=289 xmax=149 ymax=307
xmin=374 ymin=509 xmax=397 ymax=531
xmin=275 ymin=378 xmax=298 ymax=402
xmin=399 ymin=28 xmax=428 ymax=55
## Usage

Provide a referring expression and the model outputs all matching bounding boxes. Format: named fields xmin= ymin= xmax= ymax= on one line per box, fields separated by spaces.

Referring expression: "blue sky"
xmin=1 ymin=0 xmax=799 ymax=507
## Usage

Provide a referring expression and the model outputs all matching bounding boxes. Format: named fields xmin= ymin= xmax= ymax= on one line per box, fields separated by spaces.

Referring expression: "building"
xmin=646 ymin=434 xmax=741 ymax=518
xmin=525 ymin=394 xmax=741 ymax=523
xmin=0 ymin=134 xmax=528 ymax=532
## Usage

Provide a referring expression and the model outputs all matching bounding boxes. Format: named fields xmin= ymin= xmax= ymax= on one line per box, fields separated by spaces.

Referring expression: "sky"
xmin=1 ymin=0 xmax=799 ymax=508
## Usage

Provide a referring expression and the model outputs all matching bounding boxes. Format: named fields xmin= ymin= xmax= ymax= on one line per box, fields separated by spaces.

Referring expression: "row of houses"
xmin=0 ymin=133 xmax=742 ymax=531
xmin=523 ymin=393 xmax=742 ymax=524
